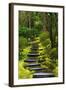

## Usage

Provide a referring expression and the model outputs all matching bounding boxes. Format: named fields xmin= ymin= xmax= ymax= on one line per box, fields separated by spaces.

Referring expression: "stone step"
xmin=29 ymin=67 xmax=47 ymax=71
xmin=24 ymin=59 xmax=36 ymax=62
xmin=28 ymin=57 xmax=38 ymax=59
xmin=31 ymin=47 xmax=39 ymax=50
xmin=31 ymin=48 xmax=43 ymax=50
xmin=32 ymin=46 xmax=39 ymax=48
xmin=24 ymin=63 xmax=40 ymax=67
xmin=31 ymin=47 xmax=38 ymax=50
xmin=24 ymin=59 xmax=44 ymax=63
xmin=28 ymin=53 xmax=40 ymax=57
xmin=33 ymin=72 xmax=54 ymax=78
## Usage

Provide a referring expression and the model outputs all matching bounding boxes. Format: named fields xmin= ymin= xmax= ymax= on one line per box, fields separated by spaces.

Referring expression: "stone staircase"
xmin=24 ymin=38 xmax=54 ymax=78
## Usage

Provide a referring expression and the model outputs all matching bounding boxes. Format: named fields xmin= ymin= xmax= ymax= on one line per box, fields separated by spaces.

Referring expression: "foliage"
xmin=19 ymin=36 xmax=28 ymax=49
xmin=50 ymin=47 xmax=58 ymax=59
xmin=42 ymin=38 xmax=51 ymax=47
xmin=40 ymin=31 xmax=50 ymax=42
xmin=53 ymin=66 xmax=58 ymax=77
xmin=18 ymin=61 xmax=33 ymax=79
xmin=51 ymin=58 xmax=58 ymax=76
xmin=18 ymin=11 xmax=58 ymax=79
xmin=19 ymin=26 xmax=41 ymax=38
xmin=19 ymin=26 xmax=31 ymax=38
xmin=19 ymin=36 xmax=30 ymax=60
xmin=19 ymin=46 xmax=31 ymax=60
xmin=40 ymin=57 xmax=53 ymax=72
xmin=38 ymin=33 xmax=58 ymax=75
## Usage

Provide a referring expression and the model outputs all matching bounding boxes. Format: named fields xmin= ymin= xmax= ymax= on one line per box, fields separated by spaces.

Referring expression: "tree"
xmin=47 ymin=13 xmax=58 ymax=48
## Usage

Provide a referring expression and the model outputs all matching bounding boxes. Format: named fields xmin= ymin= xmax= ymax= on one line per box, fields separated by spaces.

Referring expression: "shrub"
xmin=53 ymin=66 xmax=58 ymax=77
xmin=42 ymin=38 xmax=51 ymax=47
xmin=40 ymin=31 xmax=50 ymax=42
xmin=19 ymin=26 xmax=41 ymax=38
xmin=19 ymin=36 xmax=28 ymax=60
xmin=44 ymin=58 xmax=51 ymax=65
xmin=19 ymin=26 xmax=32 ymax=38
xmin=18 ymin=61 xmax=33 ymax=79
xmin=19 ymin=36 xmax=28 ymax=50
xmin=41 ymin=58 xmax=51 ymax=68
xmin=19 ymin=46 xmax=31 ymax=60
xmin=50 ymin=47 xmax=58 ymax=59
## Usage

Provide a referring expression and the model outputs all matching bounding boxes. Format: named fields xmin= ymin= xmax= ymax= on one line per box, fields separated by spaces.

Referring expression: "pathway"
xmin=24 ymin=38 xmax=54 ymax=78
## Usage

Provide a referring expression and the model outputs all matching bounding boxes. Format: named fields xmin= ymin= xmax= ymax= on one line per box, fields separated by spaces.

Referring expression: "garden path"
xmin=24 ymin=38 xmax=54 ymax=78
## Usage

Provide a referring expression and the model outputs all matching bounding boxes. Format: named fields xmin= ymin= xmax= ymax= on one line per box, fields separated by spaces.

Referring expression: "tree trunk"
xmin=42 ymin=13 xmax=46 ymax=31
xmin=28 ymin=13 xmax=31 ymax=29
xmin=48 ymin=13 xmax=54 ymax=48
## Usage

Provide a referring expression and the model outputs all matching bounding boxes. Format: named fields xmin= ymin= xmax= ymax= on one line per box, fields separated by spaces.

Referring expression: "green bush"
xmin=53 ymin=66 xmax=58 ymax=77
xmin=19 ymin=36 xmax=28 ymax=49
xmin=42 ymin=38 xmax=51 ymax=47
xmin=18 ymin=61 xmax=33 ymax=79
xmin=44 ymin=58 xmax=51 ymax=66
xmin=19 ymin=26 xmax=41 ymax=39
xmin=19 ymin=26 xmax=32 ymax=38
xmin=19 ymin=46 xmax=31 ymax=60
xmin=40 ymin=31 xmax=50 ymax=42
xmin=40 ymin=32 xmax=51 ymax=49
xmin=21 ymin=47 xmax=31 ymax=60
xmin=41 ymin=57 xmax=52 ymax=72
xmin=50 ymin=47 xmax=58 ymax=59
xmin=19 ymin=36 xmax=29 ymax=60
